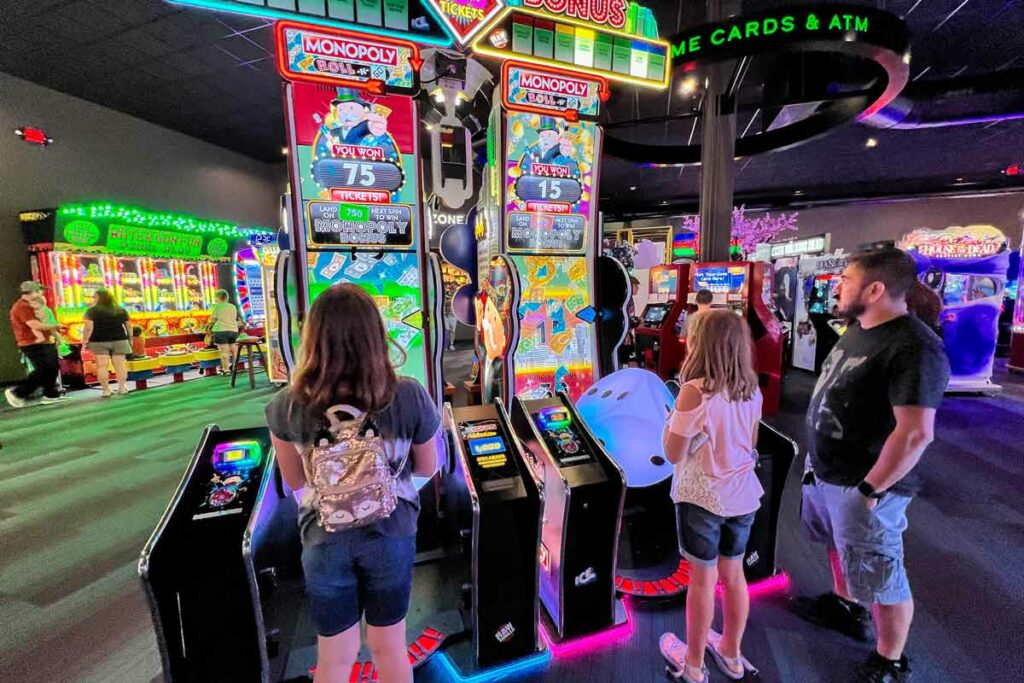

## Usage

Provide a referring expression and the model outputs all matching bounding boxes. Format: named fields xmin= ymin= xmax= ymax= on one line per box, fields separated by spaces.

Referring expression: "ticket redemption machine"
xmin=511 ymin=394 xmax=626 ymax=642
xmin=690 ymin=261 xmax=783 ymax=414
xmin=791 ymin=252 xmax=848 ymax=374
xmin=440 ymin=401 xmax=549 ymax=678
xmin=140 ymin=427 xmax=300 ymax=683
xmin=635 ymin=263 xmax=690 ymax=380
xmin=901 ymin=226 xmax=1010 ymax=391
xmin=275 ymin=21 xmax=443 ymax=406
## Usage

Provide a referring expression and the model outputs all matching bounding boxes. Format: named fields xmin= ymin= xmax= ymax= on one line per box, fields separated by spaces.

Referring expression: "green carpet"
xmin=0 ymin=376 xmax=279 ymax=682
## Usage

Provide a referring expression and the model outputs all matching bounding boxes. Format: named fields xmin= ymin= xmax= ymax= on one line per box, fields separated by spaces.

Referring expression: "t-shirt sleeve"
xmin=11 ymin=304 xmax=34 ymax=326
xmin=265 ymin=391 xmax=304 ymax=442
xmin=666 ymin=396 xmax=706 ymax=437
xmin=887 ymin=340 xmax=950 ymax=408
xmin=405 ymin=380 xmax=441 ymax=445
xmin=83 ymin=307 xmax=94 ymax=321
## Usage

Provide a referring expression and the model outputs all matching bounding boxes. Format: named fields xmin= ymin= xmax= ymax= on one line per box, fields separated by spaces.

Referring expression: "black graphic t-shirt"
xmin=807 ymin=314 xmax=949 ymax=495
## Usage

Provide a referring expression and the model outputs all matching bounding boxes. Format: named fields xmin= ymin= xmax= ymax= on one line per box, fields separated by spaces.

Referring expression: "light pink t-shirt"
xmin=666 ymin=379 xmax=764 ymax=517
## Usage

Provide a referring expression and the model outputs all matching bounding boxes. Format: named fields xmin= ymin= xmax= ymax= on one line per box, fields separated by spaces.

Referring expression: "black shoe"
xmin=852 ymin=652 xmax=911 ymax=682
xmin=790 ymin=592 xmax=873 ymax=641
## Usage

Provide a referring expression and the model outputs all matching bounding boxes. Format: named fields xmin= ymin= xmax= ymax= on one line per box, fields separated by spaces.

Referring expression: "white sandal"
xmin=660 ymin=632 xmax=709 ymax=683
xmin=706 ymin=628 xmax=759 ymax=679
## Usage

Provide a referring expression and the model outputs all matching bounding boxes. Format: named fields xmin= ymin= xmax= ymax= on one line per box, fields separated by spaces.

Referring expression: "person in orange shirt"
xmin=6 ymin=281 xmax=66 ymax=408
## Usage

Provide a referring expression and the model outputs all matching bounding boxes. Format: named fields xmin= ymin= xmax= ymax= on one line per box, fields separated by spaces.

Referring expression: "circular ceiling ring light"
xmin=603 ymin=4 xmax=910 ymax=165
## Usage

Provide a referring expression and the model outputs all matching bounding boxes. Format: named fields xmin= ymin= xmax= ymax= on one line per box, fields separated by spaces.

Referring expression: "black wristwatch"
xmin=857 ymin=480 xmax=885 ymax=500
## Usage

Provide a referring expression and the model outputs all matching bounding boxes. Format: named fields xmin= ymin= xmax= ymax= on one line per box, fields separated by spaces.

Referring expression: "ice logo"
xmin=574 ymin=567 xmax=597 ymax=587
xmin=745 ymin=551 xmax=759 ymax=567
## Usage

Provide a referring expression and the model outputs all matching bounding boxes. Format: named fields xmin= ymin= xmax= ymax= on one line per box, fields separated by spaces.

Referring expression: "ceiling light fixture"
xmin=680 ymin=77 xmax=698 ymax=95
xmin=865 ymin=137 xmax=879 ymax=148
xmin=281 ymin=146 xmax=288 ymax=155
xmin=629 ymin=185 xmax=638 ymax=191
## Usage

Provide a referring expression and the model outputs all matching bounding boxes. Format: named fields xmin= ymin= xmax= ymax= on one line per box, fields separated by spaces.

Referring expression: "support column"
xmin=698 ymin=0 xmax=738 ymax=262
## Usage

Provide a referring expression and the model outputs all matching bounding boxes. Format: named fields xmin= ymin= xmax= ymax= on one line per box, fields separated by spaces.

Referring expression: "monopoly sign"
xmin=276 ymin=22 xmax=420 ymax=93
xmin=503 ymin=62 xmax=606 ymax=120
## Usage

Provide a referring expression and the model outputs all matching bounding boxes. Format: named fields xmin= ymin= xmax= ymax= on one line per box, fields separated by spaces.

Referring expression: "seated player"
xmin=128 ymin=326 xmax=148 ymax=360
xmin=678 ymin=289 xmax=714 ymax=338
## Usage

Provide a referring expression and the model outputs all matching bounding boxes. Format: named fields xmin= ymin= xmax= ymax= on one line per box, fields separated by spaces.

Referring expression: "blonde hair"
xmin=678 ymin=309 xmax=758 ymax=402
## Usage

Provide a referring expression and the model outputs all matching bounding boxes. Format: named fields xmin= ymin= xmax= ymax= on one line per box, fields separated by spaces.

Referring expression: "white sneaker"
xmin=40 ymin=395 xmax=70 ymax=404
xmin=5 ymin=388 xmax=28 ymax=409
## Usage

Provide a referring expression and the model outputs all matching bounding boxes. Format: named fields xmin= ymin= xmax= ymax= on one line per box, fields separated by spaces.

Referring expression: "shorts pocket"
xmin=840 ymin=546 xmax=908 ymax=605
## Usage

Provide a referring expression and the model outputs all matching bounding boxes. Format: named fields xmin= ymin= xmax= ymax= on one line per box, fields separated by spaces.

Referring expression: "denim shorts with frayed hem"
xmin=676 ymin=502 xmax=756 ymax=567
xmin=301 ymin=529 xmax=416 ymax=636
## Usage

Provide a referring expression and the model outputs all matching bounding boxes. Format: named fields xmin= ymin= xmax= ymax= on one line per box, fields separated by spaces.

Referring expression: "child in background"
xmin=129 ymin=326 xmax=147 ymax=359
xmin=660 ymin=310 xmax=764 ymax=682
xmin=265 ymin=284 xmax=439 ymax=683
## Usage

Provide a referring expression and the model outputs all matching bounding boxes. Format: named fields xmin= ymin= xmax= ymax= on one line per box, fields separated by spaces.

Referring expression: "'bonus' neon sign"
xmin=522 ymin=0 xmax=628 ymax=29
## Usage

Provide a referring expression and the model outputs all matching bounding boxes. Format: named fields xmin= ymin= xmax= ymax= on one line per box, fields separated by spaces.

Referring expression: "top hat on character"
xmin=331 ymin=88 xmax=370 ymax=107
xmin=537 ymin=116 xmax=562 ymax=132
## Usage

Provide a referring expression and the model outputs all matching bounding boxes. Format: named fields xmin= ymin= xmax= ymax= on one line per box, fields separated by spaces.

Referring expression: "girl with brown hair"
xmin=265 ymin=284 xmax=439 ymax=683
xmin=659 ymin=310 xmax=763 ymax=683
xmin=82 ymin=289 xmax=131 ymax=397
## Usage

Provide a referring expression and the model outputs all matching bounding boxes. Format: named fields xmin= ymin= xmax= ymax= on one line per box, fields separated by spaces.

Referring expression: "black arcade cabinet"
xmin=510 ymin=394 xmax=626 ymax=641
xmin=139 ymin=426 xmax=299 ymax=683
xmin=442 ymin=401 xmax=545 ymax=674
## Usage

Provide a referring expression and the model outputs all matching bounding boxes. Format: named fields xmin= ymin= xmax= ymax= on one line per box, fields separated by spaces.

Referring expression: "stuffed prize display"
xmin=576 ymin=368 xmax=676 ymax=488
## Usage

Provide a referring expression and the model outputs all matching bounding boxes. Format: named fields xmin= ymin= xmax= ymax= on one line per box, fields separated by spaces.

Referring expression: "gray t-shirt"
xmin=265 ymin=377 xmax=440 ymax=545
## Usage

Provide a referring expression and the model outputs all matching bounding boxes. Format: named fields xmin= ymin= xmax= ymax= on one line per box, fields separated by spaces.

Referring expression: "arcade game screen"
xmin=693 ymin=265 xmax=747 ymax=295
xmin=531 ymin=405 xmax=594 ymax=467
xmin=642 ymin=303 xmax=670 ymax=327
xmin=458 ymin=419 xmax=520 ymax=486
xmin=307 ymin=251 xmax=426 ymax=384
xmin=192 ymin=439 xmax=265 ymax=522
xmin=650 ymin=267 xmax=678 ymax=295
xmin=808 ymin=274 xmax=837 ymax=314
xmin=511 ymin=255 xmax=595 ymax=401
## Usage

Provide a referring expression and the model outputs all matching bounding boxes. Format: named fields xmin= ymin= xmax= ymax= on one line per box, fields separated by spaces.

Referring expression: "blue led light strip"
xmin=434 ymin=649 xmax=551 ymax=682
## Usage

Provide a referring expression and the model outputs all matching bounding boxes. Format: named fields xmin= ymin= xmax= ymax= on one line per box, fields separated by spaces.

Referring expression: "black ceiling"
xmin=1 ymin=0 xmax=1023 ymax=212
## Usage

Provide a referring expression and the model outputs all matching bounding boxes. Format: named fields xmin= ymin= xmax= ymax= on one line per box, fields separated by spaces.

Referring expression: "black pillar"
xmin=698 ymin=0 xmax=738 ymax=262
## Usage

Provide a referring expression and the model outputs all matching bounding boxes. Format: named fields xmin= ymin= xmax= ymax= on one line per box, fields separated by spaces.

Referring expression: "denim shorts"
xmin=212 ymin=331 xmax=239 ymax=345
xmin=675 ymin=502 xmax=756 ymax=567
xmin=801 ymin=478 xmax=912 ymax=605
xmin=301 ymin=529 xmax=416 ymax=636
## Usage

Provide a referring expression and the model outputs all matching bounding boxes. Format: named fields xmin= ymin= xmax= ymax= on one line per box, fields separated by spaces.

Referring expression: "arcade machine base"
xmin=278 ymin=562 xmax=463 ymax=682
xmin=538 ymin=599 xmax=631 ymax=655
xmin=436 ymin=641 xmax=551 ymax=682
xmin=945 ymin=378 xmax=1003 ymax=394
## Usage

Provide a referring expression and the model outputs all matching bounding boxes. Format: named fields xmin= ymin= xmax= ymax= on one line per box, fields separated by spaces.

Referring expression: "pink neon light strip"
xmin=715 ymin=572 xmax=791 ymax=599
xmin=538 ymin=603 xmax=634 ymax=658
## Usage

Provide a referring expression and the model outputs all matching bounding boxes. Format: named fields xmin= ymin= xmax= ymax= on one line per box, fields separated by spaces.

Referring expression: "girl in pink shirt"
xmin=660 ymin=309 xmax=763 ymax=683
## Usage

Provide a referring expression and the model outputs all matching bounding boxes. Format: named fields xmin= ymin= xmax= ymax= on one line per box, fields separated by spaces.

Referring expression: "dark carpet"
xmin=1 ymin=360 xmax=1021 ymax=682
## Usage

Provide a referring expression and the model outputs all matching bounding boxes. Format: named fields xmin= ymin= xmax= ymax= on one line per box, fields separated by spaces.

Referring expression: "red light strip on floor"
xmin=616 ymin=559 xmax=791 ymax=600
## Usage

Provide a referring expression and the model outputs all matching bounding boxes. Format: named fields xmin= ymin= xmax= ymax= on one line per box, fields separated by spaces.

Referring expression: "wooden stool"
xmin=462 ymin=381 xmax=481 ymax=406
xmin=443 ymin=381 xmax=456 ymax=404
xmin=231 ymin=339 xmax=268 ymax=389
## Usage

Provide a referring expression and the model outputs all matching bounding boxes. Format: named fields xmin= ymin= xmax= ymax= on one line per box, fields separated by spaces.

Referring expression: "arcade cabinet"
xmin=511 ymin=394 xmax=627 ymax=641
xmin=576 ymin=369 xmax=799 ymax=598
xmin=690 ymin=261 xmax=783 ymax=414
xmin=901 ymin=226 xmax=1010 ymax=391
xmin=1011 ymin=235 xmax=1024 ymax=372
xmin=472 ymin=7 xmax=672 ymax=404
xmin=275 ymin=21 xmax=443 ymax=405
xmin=635 ymin=263 xmax=690 ymax=380
xmin=441 ymin=402 xmax=549 ymax=677
xmin=792 ymin=252 xmax=848 ymax=374
xmin=139 ymin=426 xmax=300 ymax=683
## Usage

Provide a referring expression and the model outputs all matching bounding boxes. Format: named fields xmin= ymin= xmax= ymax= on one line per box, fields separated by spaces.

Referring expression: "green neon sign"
xmin=669 ymin=5 xmax=883 ymax=62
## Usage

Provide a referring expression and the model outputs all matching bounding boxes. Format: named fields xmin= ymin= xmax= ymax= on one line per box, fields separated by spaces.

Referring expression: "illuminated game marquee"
xmin=19 ymin=203 xmax=272 ymax=343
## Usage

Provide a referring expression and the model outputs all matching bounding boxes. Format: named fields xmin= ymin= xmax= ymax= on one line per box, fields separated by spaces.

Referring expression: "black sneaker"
xmin=790 ymin=592 xmax=873 ymax=641
xmin=852 ymin=652 xmax=911 ymax=682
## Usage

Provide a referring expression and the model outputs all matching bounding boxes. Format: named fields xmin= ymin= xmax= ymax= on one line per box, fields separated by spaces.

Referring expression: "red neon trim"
xmin=274 ymin=19 xmax=420 ymax=91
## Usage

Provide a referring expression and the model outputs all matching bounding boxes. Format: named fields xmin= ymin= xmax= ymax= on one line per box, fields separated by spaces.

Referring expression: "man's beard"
xmin=839 ymin=298 xmax=866 ymax=322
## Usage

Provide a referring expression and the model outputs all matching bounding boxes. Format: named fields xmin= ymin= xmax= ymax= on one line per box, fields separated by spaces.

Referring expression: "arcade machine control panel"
xmin=444 ymin=402 xmax=543 ymax=672
xmin=140 ymin=426 xmax=299 ymax=683
xmin=511 ymin=394 xmax=626 ymax=641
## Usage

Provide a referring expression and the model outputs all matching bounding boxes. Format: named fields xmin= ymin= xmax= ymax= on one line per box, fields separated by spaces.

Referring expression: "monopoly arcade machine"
xmin=635 ymin=263 xmax=690 ymax=380
xmin=439 ymin=401 xmax=550 ymax=678
xmin=472 ymin=0 xmax=671 ymax=404
xmin=690 ymin=261 xmax=783 ymax=414
xmin=900 ymin=226 xmax=1010 ymax=391
xmin=510 ymin=393 xmax=627 ymax=642
xmin=275 ymin=19 xmax=444 ymax=404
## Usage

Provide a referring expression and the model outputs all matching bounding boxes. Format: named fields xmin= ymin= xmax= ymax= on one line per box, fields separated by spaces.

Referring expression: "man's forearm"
xmin=864 ymin=427 xmax=932 ymax=492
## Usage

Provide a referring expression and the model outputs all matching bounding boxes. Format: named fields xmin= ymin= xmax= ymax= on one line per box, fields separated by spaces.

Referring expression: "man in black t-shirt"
xmin=793 ymin=249 xmax=949 ymax=683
